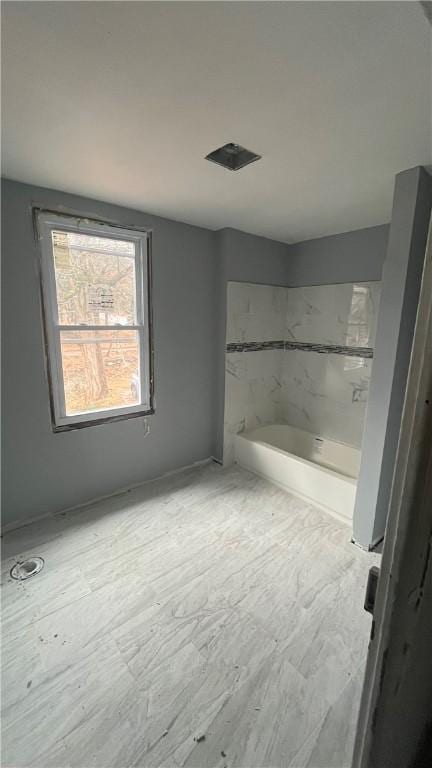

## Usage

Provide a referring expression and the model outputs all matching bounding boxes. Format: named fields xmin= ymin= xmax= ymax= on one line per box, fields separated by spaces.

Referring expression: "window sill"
xmin=52 ymin=406 xmax=155 ymax=432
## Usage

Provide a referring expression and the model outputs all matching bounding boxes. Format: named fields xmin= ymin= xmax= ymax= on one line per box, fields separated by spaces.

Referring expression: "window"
xmin=36 ymin=211 xmax=153 ymax=430
xmin=344 ymin=284 xmax=371 ymax=371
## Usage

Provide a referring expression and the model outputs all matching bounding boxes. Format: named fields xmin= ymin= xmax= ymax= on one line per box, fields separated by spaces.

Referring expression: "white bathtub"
xmin=234 ymin=424 xmax=360 ymax=524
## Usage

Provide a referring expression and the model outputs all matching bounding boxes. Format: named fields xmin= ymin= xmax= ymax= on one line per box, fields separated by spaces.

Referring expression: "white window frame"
xmin=36 ymin=210 xmax=154 ymax=431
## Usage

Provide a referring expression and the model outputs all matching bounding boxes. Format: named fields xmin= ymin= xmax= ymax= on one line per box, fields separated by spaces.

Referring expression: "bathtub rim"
xmin=234 ymin=430 xmax=358 ymax=527
xmin=235 ymin=429 xmax=358 ymax=485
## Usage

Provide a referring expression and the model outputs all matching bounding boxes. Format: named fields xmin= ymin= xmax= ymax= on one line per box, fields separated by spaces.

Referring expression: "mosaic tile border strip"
xmin=226 ymin=340 xmax=374 ymax=358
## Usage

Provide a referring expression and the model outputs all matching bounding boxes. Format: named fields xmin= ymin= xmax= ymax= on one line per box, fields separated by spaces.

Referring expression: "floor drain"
xmin=10 ymin=557 xmax=44 ymax=581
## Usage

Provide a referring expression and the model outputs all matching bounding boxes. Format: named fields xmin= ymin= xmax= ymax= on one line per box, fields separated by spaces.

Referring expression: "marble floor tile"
xmin=1 ymin=463 xmax=378 ymax=768
xmin=32 ymin=574 xmax=157 ymax=671
xmin=2 ymin=559 xmax=92 ymax=633
xmin=280 ymin=565 xmax=376 ymax=707
xmin=132 ymin=655 xmax=241 ymax=768
xmin=2 ymin=622 xmax=45 ymax=711
xmin=57 ymin=485 xmax=188 ymax=546
xmin=16 ymin=737 xmax=72 ymax=768
xmin=219 ymin=536 xmax=357 ymax=647
xmin=191 ymin=606 xmax=278 ymax=689
xmin=80 ymin=532 xmax=178 ymax=591
xmin=263 ymin=499 xmax=353 ymax=553
xmin=2 ymin=638 xmax=143 ymax=766
xmin=1 ymin=514 xmax=66 ymax=560
xmin=182 ymin=652 xmax=329 ymax=768
xmin=289 ymin=667 xmax=365 ymax=768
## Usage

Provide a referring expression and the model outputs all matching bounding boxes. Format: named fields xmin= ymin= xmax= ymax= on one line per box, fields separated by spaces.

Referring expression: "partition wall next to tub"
xmin=223 ymin=281 xmax=381 ymax=525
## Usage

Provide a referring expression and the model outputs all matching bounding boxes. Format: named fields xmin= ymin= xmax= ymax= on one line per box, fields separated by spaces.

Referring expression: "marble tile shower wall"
xmin=223 ymin=281 xmax=381 ymax=464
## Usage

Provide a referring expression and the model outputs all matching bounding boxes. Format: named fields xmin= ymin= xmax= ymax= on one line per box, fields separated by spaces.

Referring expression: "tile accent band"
xmin=226 ymin=340 xmax=374 ymax=358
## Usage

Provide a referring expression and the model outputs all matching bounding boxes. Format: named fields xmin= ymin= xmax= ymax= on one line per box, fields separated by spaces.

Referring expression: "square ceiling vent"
xmin=205 ymin=142 xmax=261 ymax=171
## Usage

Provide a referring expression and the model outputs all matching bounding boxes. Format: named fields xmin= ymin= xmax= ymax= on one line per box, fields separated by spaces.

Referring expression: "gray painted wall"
xmin=1 ymin=179 xmax=217 ymax=527
xmin=1 ymin=179 xmax=391 ymax=528
xmin=214 ymin=228 xmax=290 ymax=460
xmin=287 ymin=225 xmax=388 ymax=286
xmin=353 ymin=167 xmax=432 ymax=548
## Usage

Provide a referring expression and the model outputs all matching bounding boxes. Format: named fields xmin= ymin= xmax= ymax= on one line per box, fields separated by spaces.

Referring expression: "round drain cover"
xmin=10 ymin=557 xmax=44 ymax=581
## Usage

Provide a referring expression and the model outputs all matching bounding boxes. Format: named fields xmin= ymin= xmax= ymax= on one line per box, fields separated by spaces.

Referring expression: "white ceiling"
xmin=2 ymin=1 xmax=431 ymax=243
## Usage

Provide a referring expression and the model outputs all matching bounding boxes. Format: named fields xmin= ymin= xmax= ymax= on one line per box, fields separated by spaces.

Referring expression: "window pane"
xmin=52 ymin=231 xmax=137 ymax=326
xmin=60 ymin=330 xmax=140 ymax=415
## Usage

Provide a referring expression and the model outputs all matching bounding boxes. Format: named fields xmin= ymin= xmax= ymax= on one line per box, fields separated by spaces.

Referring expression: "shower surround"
xmin=223 ymin=281 xmax=381 ymax=464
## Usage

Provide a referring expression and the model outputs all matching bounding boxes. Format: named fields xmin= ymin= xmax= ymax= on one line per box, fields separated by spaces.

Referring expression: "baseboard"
xmin=351 ymin=538 xmax=369 ymax=552
xmin=1 ymin=456 xmax=214 ymax=535
xmin=351 ymin=534 xmax=384 ymax=552
xmin=369 ymin=535 xmax=384 ymax=552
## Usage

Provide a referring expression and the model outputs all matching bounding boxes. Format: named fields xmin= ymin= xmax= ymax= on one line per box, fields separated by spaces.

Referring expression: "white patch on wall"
xmin=223 ymin=280 xmax=381 ymax=465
